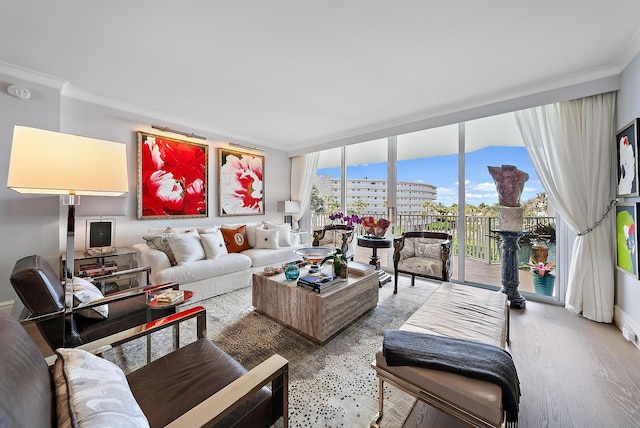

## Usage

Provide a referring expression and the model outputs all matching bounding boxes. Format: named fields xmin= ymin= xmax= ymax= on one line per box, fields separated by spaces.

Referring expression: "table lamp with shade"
xmin=277 ymin=200 xmax=300 ymax=229
xmin=6 ymin=125 xmax=128 ymax=312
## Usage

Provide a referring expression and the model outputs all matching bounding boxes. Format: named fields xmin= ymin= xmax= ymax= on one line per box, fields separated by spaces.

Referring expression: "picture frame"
xmin=616 ymin=202 xmax=639 ymax=279
xmin=616 ymin=119 xmax=639 ymax=197
xmin=85 ymin=218 xmax=116 ymax=251
xmin=137 ymin=131 xmax=208 ymax=219
xmin=218 ymin=147 xmax=265 ymax=216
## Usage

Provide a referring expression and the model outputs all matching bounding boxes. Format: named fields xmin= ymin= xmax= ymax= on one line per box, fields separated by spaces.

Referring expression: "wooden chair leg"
xmin=393 ymin=271 xmax=398 ymax=294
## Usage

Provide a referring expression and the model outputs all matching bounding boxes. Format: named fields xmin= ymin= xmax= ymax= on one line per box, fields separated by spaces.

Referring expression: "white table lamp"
xmin=277 ymin=200 xmax=300 ymax=228
xmin=7 ymin=126 xmax=128 ymax=311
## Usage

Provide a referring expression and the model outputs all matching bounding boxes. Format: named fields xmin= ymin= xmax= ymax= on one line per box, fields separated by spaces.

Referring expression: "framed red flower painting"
xmin=137 ymin=131 xmax=208 ymax=219
xmin=218 ymin=148 xmax=264 ymax=216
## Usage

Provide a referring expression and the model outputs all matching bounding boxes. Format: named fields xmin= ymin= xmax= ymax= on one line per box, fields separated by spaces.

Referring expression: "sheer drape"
xmin=514 ymin=92 xmax=616 ymax=322
xmin=291 ymin=152 xmax=319 ymax=231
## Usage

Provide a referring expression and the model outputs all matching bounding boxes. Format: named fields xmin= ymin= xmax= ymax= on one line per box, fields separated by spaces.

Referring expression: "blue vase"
xmin=284 ymin=262 xmax=300 ymax=280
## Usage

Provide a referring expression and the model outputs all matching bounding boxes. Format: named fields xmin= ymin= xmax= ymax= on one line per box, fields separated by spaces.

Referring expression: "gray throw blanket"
xmin=383 ymin=329 xmax=520 ymax=426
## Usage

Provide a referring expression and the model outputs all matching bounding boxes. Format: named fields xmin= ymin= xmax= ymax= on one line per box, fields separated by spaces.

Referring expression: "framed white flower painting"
xmin=137 ymin=131 xmax=208 ymax=219
xmin=617 ymin=119 xmax=640 ymax=197
xmin=218 ymin=148 xmax=264 ymax=216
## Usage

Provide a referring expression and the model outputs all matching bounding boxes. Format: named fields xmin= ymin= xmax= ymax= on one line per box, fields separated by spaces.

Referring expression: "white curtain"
xmin=514 ymin=92 xmax=616 ymax=323
xmin=291 ymin=152 xmax=319 ymax=231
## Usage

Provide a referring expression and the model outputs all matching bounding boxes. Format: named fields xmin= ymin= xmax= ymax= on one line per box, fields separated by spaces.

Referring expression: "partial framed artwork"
xmin=616 ymin=203 xmax=639 ymax=279
xmin=218 ymin=147 xmax=264 ymax=216
xmin=137 ymin=131 xmax=208 ymax=219
xmin=616 ymin=119 xmax=640 ymax=197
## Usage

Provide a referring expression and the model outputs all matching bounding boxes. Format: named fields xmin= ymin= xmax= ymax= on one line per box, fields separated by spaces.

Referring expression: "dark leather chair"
xmin=392 ymin=231 xmax=453 ymax=293
xmin=312 ymin=224 xmax=355 ymax=259
xmin=0 ymin=310 xmax=289 ymax=427
xmin=10 ymin=254 xmax=175 ymax=350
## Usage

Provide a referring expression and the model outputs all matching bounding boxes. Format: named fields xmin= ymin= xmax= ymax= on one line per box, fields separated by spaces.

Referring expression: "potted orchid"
xmin=526 ymin=261 xmax=556 ymax=296
xmin=320 ymin=249 xmax=348 ymax=279
xmin=328 ymin=212 xmax=362 ymax=228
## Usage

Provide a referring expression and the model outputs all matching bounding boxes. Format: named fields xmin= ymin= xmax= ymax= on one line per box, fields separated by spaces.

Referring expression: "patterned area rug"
xmin=103 ymin=276 xmax=440 ymax=427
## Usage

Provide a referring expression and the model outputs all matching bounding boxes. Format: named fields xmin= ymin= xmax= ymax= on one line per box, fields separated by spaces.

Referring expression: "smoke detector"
xmin=7 ymin=84 xmax=31 ymax=100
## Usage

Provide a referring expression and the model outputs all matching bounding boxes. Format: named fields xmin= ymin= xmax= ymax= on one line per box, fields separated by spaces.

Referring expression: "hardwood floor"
xmin=402 ymin=298 xmax=640 ymax=428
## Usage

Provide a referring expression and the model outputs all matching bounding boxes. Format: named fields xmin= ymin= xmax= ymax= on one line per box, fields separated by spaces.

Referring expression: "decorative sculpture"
xmin=487 ymin=165 xmax=529 ymax=207
xmin=488 ymin=164 xmax=530 ymax=309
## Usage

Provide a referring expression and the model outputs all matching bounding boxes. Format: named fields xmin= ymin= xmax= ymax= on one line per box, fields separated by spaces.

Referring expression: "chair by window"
xmin=393 ymin=231 xmax=453 ymax=293
xmin=312 ymin=224 xmax=355 ymax=259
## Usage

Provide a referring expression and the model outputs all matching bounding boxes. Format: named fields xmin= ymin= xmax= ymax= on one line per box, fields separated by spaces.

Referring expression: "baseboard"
xmin=0 ymin=300 xmax=14 ymax=315
xmin=614 ymin=304 xmax=640 ymax=351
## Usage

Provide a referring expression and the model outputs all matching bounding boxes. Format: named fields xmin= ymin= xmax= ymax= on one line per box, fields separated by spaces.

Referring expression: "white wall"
xmin=0 ymin=74 xmax=62 ymax=315
xmin=615 ymin=52 xmax=640 ymax=342
xmin=0 ymin=78 xmax=292 ymax=314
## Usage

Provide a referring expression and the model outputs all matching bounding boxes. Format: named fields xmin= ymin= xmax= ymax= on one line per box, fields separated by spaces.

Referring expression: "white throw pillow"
xmin=245 ymin=224 xmax=264 ymax=248
xmin=200 ymin=229 xmax=229 ymax=259
xmin=167 ymin=230 xmax=205 ymax=264
xmin=53 ymin=348 xmax=149 ymax=428
xmin=267 ymin=223 xmax=292 ymax=246
xmin=73 ymin=277 xmax=108 ymax=319
xmin=255 ymin=228 xmax=280 ymax=249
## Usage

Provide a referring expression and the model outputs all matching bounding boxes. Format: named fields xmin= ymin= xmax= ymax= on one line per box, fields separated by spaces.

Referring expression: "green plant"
xmin=531 ymin=223 xmax=555 ymax=244
xmin=320 ymin=249 xmax=348 ymax=277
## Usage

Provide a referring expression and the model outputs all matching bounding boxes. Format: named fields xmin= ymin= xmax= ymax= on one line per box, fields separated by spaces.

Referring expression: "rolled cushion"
xmin=53 ymin=348 xmax=149 ymax=428
xmin=221 ymin=225 xmax=252 ymax=253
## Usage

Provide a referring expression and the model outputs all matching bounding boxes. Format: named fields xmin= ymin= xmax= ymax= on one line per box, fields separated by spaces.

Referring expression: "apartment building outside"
xmin=315 ymin=175 xmax=436 ymax=215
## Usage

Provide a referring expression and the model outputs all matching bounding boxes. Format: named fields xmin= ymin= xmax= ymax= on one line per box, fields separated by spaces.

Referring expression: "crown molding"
xmin=61 ymin=84 xmax=273 ymax=149
xmin=287 ymin=67 xmax=622 ymax=157
xmin=615 ymin=26 xmax=640 ymax=72
xmin=0 ymin=61 xmax=67 ymax=89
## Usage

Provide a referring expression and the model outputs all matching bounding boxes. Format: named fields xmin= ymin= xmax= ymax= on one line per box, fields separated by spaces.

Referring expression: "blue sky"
xmin=317 ymin=146 xmax=543 ymax=206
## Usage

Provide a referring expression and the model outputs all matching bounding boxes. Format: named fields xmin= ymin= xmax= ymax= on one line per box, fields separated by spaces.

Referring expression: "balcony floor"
xmin=354 ymin=247 xmax=540 ymax=295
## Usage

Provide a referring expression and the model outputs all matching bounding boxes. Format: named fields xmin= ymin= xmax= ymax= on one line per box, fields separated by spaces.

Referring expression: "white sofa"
xmin=132 ymin=223 xmax=304 ymax=302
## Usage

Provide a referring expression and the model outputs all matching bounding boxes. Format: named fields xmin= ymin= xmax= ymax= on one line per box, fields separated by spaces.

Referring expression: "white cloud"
xmin=436 ymin=187 xmax=456 ymax=196
xmin=472 ymin=181 xmax=497 ymax=191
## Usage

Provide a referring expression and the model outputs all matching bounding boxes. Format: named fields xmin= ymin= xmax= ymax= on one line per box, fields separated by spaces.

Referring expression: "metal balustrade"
xmin=310 ymin=212 xmax=555 ymax=264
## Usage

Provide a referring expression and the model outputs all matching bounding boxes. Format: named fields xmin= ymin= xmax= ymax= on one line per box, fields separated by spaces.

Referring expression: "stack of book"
xmin=297 ymin=273 xmax=344 ymax=293
xmin=154 ymin=290 xmax=184 ymax=304
xmin=348 ymin=260 xmax=375 ymax=276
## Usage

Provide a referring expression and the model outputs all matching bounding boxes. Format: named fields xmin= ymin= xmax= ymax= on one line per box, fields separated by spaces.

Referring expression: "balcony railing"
xmin=310 ymin=212 xmax=555 ymax=264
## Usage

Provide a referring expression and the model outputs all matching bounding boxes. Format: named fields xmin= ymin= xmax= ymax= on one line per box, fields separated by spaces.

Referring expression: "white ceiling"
xmin=2 ymin=1 xmax=640 ymax=153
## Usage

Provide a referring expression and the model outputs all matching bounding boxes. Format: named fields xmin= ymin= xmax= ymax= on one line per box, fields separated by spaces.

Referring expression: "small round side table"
xmin=357 ymin=236 xmax=392 ymax=286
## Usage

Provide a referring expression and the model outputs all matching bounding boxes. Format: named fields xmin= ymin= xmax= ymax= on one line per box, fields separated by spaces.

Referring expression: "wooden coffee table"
xmin=252 ymin=270 xmax=378 ymax=344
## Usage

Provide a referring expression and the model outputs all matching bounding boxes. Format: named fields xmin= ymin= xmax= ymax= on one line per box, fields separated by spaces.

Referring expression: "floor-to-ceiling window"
xmin=311 ymin=112 xmax=559 ymax=302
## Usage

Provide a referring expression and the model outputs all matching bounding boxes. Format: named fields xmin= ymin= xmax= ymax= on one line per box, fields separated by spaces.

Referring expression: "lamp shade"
xmin=7 ymin=126 xmax=128 ymax=196
xmin=277 ymin=200 xmax=300 ymax=214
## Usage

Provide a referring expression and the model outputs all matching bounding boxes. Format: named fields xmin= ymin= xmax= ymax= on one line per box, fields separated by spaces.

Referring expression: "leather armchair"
xmin=10 ymin=254 xmax=175 ymax=350
xmin=312 ymin=224 xmax=355 ymax=259
xmin=0 ymin=309 xmax=289 ymax=427
xmin=393 ymin=231 xmax=453 ymax=293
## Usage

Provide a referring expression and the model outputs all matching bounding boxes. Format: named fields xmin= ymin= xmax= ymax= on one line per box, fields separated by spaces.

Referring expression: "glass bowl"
xmin=295 ymin=247 xmax=335 ymax=273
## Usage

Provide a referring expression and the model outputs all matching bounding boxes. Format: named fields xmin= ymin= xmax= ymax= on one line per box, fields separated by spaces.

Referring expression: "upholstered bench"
xmin=371 ymin=282 xmax=510 ymax=428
